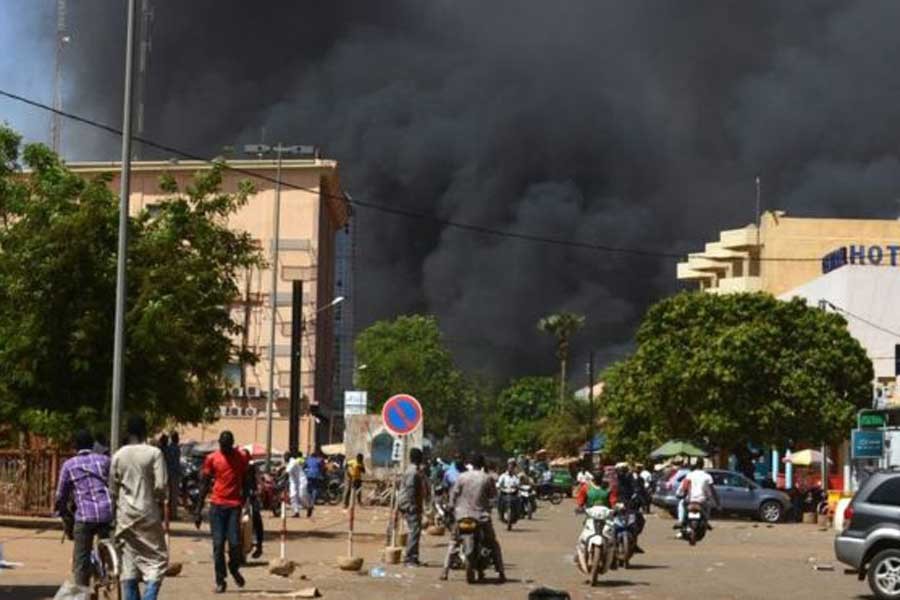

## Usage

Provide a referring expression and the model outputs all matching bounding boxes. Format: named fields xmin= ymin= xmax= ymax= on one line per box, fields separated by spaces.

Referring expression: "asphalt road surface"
xmin=0 ymin=500 xmax=871 ymax=600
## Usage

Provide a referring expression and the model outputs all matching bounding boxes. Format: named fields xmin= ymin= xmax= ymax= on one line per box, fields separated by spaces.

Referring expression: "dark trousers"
xmin=249 ymin=496 xmax=263 ymax=549
xmin=73 ymin=521 xmax=111 ymax=586
xmin=306 ymin=478 xmax=321 ymax=516
xmin=342 ymin=479 xmax=362 ymax=508
xmin=209 ymin=504 xmax=241 ymax=585
xmin=404 ymin=510 xmax=422 ymax=564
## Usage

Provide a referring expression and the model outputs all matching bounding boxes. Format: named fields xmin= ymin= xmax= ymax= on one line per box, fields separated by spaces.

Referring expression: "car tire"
xmin=868 ymin=549 xmax=900 ymax=600
xmin=758 ymin=500 xmax=783 ymax=523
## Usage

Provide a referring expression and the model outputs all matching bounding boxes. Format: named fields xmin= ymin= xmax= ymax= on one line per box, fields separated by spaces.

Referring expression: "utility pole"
xmin=50 ymin=0 xmax=70 ymax=153
xmin=587 ymin=351 xmax=595 ymax=462
xmin=134 ymin=0 xmax=153 ymax=158
xmin=109 ymin=0 xmax=137 ymax=453
xmin=289 ymin=280 xmax=303 ymax=455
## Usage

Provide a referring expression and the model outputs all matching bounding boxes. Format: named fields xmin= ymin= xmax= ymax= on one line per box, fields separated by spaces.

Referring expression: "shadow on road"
xmin=622 ymin=563 xmax=668 ymax=570
xmin=0 ymin=584 xmax=59 ymax=600
xmin=596 ymin=580 xmax=649 ymax=588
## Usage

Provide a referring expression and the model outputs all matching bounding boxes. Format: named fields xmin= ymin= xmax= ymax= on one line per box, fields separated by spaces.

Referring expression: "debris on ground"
xmin=268 ymin=558 xmax=298 ymax=577
xmin=813 ymin=563 xmax=835 ymax=571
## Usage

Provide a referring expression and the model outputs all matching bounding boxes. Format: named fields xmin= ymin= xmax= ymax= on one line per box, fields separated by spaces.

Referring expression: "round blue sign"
xmin=381 ymin=394 xmax=423 ymax=436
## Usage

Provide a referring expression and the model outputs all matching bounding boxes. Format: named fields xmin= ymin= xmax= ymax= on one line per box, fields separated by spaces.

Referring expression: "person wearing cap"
xmin=196 ymin=431 xmax=249 ymax=594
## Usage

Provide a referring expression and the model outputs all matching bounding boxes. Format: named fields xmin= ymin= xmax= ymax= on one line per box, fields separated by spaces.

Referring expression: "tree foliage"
xmin=539 ymin=397 xmax=596 ymax=456
xmin=601 ymin=292 xmax=873 ymax=461
xmin=355 ymin=314 xmax=465 ymax=438
xmin=0 ymin=128 xmax=262 ymax=441
xmin=487 ymin=376 xmax=556 ymax=453
xmin=537 ymin=311 xmax=585 ymax=403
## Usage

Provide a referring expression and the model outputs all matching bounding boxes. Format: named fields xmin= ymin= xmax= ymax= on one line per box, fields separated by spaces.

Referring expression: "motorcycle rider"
xmin=575 ymin=472 xmax=610 ymax=510
xmin=440 ymin=453 xmax=506 ymax=582
xmin=614 ymin=463 xmax=646 ymax=554
xmin=496 ymin=459 xmax=521 ymax=522
xmin=676 ymin=460 xmax=720 ymax=537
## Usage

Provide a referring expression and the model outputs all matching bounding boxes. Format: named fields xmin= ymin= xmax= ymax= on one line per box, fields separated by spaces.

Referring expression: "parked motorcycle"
xmin=575 ymin=505 xmax=616 ymax=586
xmin=179 ymin=461 xmax=201 ymax=514
xmin=497 ymin=487 xmax=520 ymax=531
xmin=258 ymin=469 xmax=288 ymax=517
xmin=536 ymin=482 xmax=564 ymax=505
xmin=519 ymin=484 xmax=536 ymax=519
xmin=680 ymin=502 xmax=709 ymax=546
xmin=433 ymin=484 xmax=455 ymax=530
xmin=457 ymin=517 xmax=498 ymax=584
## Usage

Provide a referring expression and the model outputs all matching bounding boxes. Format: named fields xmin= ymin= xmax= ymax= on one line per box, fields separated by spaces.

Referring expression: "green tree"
xmin=487 ymin=376 xmax=557 ymax=453
xmin=355 ymin=314 xmax=464 ymax=438
xmin=0 ymin=128 xmax=262 ymax=441
xmin=538 ymin=312 xmax=585 ymax=405
xmin=539 ymin=396 xmax=595 ymax=456
xmin=601 ymin=292 xmax=873 ymax=466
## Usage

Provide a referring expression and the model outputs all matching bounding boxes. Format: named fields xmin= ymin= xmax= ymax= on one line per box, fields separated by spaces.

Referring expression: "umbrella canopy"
xmin=782 ymin=449 xmax=832 ymax=467
xmin=649 ymin=440 xmax=707 ymax=459
xmin=241 ymin=442 xmax=281 ymax=458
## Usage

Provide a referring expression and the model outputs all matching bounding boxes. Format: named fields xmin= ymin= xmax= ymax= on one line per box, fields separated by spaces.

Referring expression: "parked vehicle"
xmin=575 ymin=505 xmax=616 ymax=586
xmin=519 ymin=484 xmax=536 ymax=519
xmin=835 ymin=471 xmax=900 ymax=600
xmin=652 ymin=469 xmax=790 ymax=523
xmin=433 ymin=484 xmax=455 ymax=530
xmin=179 ymin=460 xmax=202 ymax=514
xmin=551 ymin=468 xmax=575 ymax=497
xmin=537 ymin=483 xmax=564 ymax=504
xmin=680 ymin=501 xmax=709 ymax=546
xmin=457 ymin=517 xmax=499 ymax=584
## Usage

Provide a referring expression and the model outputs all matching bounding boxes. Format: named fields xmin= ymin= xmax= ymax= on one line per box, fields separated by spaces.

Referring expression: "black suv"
xmin=835 ymin=472 xmax=900 ymax=600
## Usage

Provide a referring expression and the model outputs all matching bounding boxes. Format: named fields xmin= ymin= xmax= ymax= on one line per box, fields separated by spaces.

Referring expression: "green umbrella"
xmin=649 ymin=440 xmax=707 ymax=459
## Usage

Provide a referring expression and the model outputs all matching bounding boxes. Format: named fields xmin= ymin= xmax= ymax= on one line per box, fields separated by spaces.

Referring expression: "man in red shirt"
xmin=195 ymin=431 xmax=249 ymax=594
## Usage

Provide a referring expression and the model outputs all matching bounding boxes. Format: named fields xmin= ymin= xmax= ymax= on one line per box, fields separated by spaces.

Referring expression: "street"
xmin=0 ymin=500 xmax=869 ymax=600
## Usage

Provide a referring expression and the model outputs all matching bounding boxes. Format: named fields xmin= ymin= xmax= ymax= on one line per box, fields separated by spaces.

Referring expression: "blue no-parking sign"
xmin=381 ymin=394 xmax=423 ymax=436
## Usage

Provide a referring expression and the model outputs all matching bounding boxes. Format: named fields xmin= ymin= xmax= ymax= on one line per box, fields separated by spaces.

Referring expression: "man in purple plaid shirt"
xmin=55 ymin=429 xmax=113 ymax=586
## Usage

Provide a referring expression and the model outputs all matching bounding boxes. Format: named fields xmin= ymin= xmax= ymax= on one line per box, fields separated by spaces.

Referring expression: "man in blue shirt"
xmin=303 ymin=450 xmax=325 ymax=517
xmin=442 ymin=459 xmax=463 ymax=489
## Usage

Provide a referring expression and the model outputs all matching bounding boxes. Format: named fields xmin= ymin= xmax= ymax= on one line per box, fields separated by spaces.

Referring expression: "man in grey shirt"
xmin=440 ymin=453 xmax=505 ymax=582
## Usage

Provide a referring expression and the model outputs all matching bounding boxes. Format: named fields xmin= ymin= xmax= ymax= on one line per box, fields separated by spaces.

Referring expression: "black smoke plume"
xmin=42 ymin=0 xmax=900 ymax=381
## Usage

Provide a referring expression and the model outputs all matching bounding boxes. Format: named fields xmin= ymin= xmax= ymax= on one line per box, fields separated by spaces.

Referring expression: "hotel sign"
xmin=822 ymin=244 xmax=900 ymax=274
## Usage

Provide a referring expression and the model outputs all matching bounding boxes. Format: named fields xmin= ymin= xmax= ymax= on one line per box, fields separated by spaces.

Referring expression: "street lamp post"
xmin=109 ymin=0 xmax=137 ymax=453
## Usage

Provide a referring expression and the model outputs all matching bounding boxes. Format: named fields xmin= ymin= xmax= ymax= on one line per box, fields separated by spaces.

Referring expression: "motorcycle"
xmin=680 ymin=501 xmax=709 ymax=546
xmin=258 ymin=469 xmax=288 ymax=517
xmin=611 ymin=504 xmax=640 ymax=569
xmin=497 ymin=487 xmax=520 ymax=531
xmin=519 ymin=484 xmax=536 ymax=519
xmin=457 ymin=517 xmax=498 ymax=584
xmin=575 ymin=505 xmax=616 ymax=586
xmin=179 ymin=461 xmax=201 ymax=515
xmin=433 ymin=484 xmax=454 ymax=530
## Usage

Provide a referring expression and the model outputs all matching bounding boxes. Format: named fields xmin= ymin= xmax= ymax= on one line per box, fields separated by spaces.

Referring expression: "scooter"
xmin=497 ymin=487 xmax=520 ymax=531
xmin=457 ymin=517 xmax=498 ymax=584
xmin=612 ymin=505 xmax=638 ymax=569
xmin=680 ymin=502 xmax=709 ymax=546
xmin=433 ymin=484 xmax=454 ymax=530
xmin=575 ymin=505 xmax=616 ymax=586
xmin=519 ymin=484 xmax=536 ymax=519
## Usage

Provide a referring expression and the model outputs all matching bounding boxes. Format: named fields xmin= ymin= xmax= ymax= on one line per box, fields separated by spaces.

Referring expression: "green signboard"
xmin=859 ymin=412 xmax=887 ymax=429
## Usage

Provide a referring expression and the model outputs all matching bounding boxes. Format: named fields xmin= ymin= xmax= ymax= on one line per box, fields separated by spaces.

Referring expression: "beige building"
xmin=677 ymin=211 xmax=900 ymax=296
xmin=68 ymin=159 xmax=348 ymax=453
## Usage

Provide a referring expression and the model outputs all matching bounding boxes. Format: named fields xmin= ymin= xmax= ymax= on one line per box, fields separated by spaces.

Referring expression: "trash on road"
xmin=369 ymin=566 xmax=386 ymax=578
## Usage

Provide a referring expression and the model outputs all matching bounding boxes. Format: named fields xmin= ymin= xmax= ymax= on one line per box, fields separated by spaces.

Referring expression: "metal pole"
xmin=109 ymin=0 xmax=137 ymax=454
xmin=755 ymin=176 xmax=761 ymax=247
xmin=265 ymin=145 xmax=283 ymax=470
xmin=588 ymin=351 xmax=595 ymax=462
xmin=289 ymin=279 xmax=303 ymax=455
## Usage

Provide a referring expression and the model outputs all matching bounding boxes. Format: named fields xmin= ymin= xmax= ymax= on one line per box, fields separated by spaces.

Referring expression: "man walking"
xmin=196 ymin=431 xmax=249 ymax=593
xmin=241 ymin=448 xmax=264 ymax=559
xmin=55 ymin=429 xmax=113 ymax=588
xmin=110 ymin=416 xmax=168 ymax=600
xmin=303 ymin=449 xmax=325 ymax=518
xmin=163 ymin=431 xmax=182 ymax=520
xmin=343 ymin=453 xmax=366 ymax=509
xmin=398 ymin=447 xmax=426 ymax=567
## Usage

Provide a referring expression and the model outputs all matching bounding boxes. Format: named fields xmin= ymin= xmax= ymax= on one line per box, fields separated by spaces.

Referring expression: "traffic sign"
xmin=852 ymin=429 xmax=885 ymax=460
xmin=381 ymin=394 xmax=423 ymax=436
xmin=859 ymin=412 xmax=887 ymax=429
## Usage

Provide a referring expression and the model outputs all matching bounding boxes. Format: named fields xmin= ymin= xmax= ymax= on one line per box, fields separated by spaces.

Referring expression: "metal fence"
xmin=0 ymin=450 xmax=69 ymax=517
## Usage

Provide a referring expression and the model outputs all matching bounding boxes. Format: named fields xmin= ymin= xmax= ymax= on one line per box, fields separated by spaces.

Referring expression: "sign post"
xmin=381 ymin=394 xmax=423 ymax=552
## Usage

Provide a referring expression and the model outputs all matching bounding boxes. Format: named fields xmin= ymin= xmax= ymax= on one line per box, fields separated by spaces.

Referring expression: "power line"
xmin=0 ymin=87 xmax=886 ymax=264
xmin=823 ymin=301 xmax=900 ymax=338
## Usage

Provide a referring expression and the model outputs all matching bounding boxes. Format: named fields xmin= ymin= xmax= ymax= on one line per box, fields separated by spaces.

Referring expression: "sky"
xmin=3 ymin=1 xmax=900 ymax=384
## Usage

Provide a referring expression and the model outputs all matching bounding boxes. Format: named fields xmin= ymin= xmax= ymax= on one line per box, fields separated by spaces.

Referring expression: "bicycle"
xmin=89 ymin=538 xmax=121 ymax=600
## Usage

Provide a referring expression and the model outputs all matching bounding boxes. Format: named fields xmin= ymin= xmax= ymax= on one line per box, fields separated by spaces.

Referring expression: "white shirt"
xmin=497 ymin=472 xmax=520 ymax=492
xmin=576 ymin=470 xmax=590 ymax=484
xmin=682 ymin=470 xmax=714 ymax=503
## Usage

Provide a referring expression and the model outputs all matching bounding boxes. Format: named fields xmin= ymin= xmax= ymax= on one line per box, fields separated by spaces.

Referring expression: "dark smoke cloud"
xmin=29 ymin=0 xmax=900 ymax=381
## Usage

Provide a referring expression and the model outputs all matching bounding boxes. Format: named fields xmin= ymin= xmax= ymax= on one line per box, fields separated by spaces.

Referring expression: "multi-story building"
xmin=68 ymin=159 xmax=348 ymax=453
xmin=677 ymin=211 xmax=900 ymax=296
xmin=332 ymin=212 xmax=357 ymax=429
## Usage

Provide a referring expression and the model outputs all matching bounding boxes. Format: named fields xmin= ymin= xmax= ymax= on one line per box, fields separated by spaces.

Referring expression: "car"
xmin=651 ymin=468 xmax=791 ymax=523
xmin=835 ymin=471 xmax=900 ymax=600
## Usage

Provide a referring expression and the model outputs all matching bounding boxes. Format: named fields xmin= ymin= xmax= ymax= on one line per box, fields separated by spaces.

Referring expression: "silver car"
xmin=652 ymin=469 xmax=791 ymax=523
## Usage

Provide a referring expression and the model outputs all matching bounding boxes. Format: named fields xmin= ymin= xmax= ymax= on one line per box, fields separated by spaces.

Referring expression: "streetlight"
xmin=243 ymin=143 xmax=314 ymax=470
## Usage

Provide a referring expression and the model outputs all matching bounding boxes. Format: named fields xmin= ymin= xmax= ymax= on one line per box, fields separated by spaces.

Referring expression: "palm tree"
xmin=537 ymin=312 xmax=586 ymax=405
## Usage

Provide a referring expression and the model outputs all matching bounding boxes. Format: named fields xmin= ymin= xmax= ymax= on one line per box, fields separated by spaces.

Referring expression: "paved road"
xmin=0 ymin=501 xmax=872 ymax=600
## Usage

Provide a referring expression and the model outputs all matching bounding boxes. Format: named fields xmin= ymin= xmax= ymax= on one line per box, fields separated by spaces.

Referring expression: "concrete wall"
xmin=343 ymin=414 xmax=424 ymax=479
